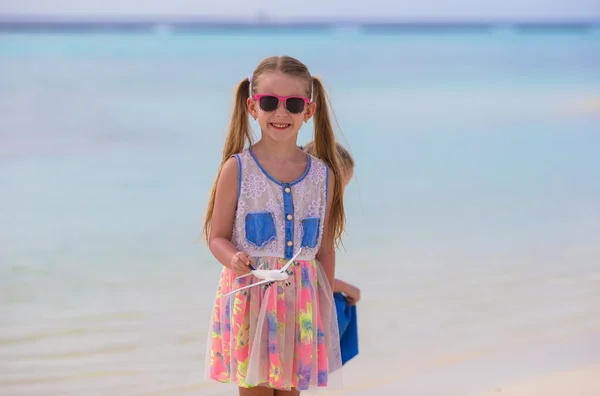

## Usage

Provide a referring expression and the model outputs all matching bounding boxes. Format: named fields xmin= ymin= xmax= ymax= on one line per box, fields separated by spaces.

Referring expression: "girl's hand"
xmin=230 ymin=251 xmax=254 ymax=277
xmin=344 ymin=283 xmax=361 ymax=306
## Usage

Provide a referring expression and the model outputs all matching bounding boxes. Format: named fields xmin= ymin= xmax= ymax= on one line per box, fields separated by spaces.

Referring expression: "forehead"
xmin=254 ymin=71 xmax=309 ymax=96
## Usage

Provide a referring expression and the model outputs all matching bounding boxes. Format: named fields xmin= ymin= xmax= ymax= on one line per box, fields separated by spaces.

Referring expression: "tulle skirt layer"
xmin=205 ymin=256 xmax=343 ymax=391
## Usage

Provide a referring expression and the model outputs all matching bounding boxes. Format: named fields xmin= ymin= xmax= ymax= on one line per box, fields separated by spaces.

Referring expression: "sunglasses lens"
xmin=257 ymin=95 xmax=306 ymax=114
xmin=258 ymin=96 xmax=279 ymax=112
xmin=285 ymin=98 xmax=306 ymax=114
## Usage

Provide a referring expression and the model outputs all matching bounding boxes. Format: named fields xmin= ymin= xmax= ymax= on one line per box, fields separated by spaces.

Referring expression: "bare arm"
xmin=316 ymin=168 xmax=336 ymax=289
xmin=334 ymin=278 xmax=361 ymax=305
xmin=208 ymin=157 xmax=249 ymax=272
xmin=334 ymin=279 xmax=350 ymax=294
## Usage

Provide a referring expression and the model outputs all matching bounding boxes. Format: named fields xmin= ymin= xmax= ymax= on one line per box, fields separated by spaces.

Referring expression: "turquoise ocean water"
xmin=1 ymin=29 xmax=599 ymax=394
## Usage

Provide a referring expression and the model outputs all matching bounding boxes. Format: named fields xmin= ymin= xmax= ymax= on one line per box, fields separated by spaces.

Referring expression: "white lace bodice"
xmin=230 ymin=147 xmax=329 ymax=261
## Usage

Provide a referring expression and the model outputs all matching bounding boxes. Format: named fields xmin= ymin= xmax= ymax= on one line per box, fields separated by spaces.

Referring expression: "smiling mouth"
xmin=270 ymin=123 xmax=291 ymax=130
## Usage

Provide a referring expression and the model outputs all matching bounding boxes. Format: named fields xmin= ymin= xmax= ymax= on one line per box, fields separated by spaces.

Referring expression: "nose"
xmin=273 ymin=101 xmax=289 ymax=117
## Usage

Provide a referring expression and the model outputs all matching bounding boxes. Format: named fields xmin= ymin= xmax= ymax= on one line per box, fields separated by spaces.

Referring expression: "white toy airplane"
xmin=222 ymin=249 xmax=302 ymax=298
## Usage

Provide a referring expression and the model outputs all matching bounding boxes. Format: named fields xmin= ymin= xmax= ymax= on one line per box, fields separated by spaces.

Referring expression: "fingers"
xmin=235 ymin=252 xmax=250 ymax=265
xmin=346 ymin=287 xmax=361 ymax=305
xmin=239 ymin=252 xmax=256 ymax=267
xmin=232 ymin=252 xmax=250 ymax=267
xmin=231 ymin=252 xmax=253 ymax=276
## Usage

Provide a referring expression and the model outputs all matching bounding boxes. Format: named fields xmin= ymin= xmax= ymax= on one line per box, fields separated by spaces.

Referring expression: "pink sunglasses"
xmin=253 ymin=94 xmax=310 ymax=114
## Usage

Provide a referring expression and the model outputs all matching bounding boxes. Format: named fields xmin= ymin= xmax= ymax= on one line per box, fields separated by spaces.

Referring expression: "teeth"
xmin=272 ymin=123 xmax=289 ymax=128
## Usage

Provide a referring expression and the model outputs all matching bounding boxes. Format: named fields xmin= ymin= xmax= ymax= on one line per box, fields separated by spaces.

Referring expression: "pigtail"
xmin=202 ymin=77 xmax=253 ymax=241
xmin=311 ymin=76 xmax=346 ymax=248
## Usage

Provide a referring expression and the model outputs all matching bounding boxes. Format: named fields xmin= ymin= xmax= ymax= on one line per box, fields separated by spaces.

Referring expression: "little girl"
xmin=202 ymin=56 xmax=346 ymax=395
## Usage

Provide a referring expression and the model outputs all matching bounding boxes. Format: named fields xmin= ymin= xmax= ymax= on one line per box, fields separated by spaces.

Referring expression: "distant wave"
xmin=0 ymin=18 xmax=599 ymax=34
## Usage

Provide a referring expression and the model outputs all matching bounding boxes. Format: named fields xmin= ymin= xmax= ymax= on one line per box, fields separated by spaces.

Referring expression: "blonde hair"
xmin=202 ymin=55 xmax=346 ymax=248
xmin=303 ymin=140 xmax=354 ymax=173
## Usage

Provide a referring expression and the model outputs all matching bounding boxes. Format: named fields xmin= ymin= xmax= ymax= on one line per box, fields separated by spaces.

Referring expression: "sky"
xmin=0 ymin=0 xmax=599 ymax=21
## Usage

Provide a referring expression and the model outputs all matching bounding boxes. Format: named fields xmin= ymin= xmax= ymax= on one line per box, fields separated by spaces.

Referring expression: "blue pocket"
xmin=301 ymin=217 xmax=321 ymax=248
xmin=245 ymin=212 xmax=276 ymax=248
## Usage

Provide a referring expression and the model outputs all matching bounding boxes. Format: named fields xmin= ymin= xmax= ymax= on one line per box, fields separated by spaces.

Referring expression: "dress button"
xmin=287 ymin=214 xmax=293 ymax=221
xmin=287 ymin=240 xmax=293 ymax=247
xmin=284 ymin=187 xmax=291 ymax=193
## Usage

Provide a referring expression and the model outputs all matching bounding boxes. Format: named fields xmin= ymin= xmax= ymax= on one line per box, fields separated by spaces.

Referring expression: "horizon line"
xmin=1 ymin=15 xmax=599 ymax=34
xmin=1 ymin=14 xmax=600 ymax=24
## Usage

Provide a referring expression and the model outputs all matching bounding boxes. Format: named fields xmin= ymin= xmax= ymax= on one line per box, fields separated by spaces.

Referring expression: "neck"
xmin=253 ymin=137 xmax=301 ymax=161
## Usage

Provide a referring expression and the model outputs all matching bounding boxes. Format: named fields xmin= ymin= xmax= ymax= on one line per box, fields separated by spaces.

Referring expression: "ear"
xmin=247 ymin=97 xmax=258 ymax=119
xmin=304 ymin=101 xmax=316 ymax=122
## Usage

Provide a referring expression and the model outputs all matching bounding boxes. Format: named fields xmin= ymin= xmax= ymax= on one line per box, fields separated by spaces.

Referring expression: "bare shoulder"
xmin=220 ymin=156 xmax=239 ymax=181
xmin=219 ymin=157 xmax=238 ymax=186
xmin=214 ymin=156 xmax=240 ymax=203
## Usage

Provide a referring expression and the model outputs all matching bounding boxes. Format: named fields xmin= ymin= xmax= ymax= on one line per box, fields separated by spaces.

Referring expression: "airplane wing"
xmin=222 ymin=279 xmax=272 ymax=298
xmin=279 ymin=249 xmax=302 ymax=273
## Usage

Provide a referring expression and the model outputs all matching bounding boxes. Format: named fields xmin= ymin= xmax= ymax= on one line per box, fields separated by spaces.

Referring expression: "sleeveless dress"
xmin=205 ymin=146 xmax=343 ymax=391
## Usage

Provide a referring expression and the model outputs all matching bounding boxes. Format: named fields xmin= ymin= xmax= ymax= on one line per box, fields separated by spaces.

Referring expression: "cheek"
xmin=295 ymin=113 xmax=309 ymax=124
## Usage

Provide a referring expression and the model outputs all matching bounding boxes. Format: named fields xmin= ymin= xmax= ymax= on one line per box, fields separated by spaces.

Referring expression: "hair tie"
xmin=248 ymin=75 xmax=253 ymax=83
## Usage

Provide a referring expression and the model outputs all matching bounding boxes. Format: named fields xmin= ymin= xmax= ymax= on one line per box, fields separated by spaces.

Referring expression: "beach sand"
xmin=314 ymin=330 xmax=600 ymax=396
xmin=477 ymin=364 xmax=600 ymax=396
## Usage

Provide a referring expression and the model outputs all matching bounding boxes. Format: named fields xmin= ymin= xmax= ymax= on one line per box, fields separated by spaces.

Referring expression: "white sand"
xmin=477 ymin=364 xmax=600 ymax=396
xmin=317 ymin=331 xmax=600 ymax=396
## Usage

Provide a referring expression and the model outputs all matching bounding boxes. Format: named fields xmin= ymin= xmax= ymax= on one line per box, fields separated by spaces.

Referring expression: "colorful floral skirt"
xmin=205 ymin=256 xmax=342 ymax=391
